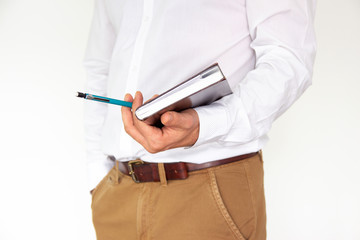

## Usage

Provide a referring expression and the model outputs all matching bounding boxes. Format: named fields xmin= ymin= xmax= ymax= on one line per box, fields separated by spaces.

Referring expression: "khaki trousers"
xmin=91 ymin=152 xmax=266 ymax=240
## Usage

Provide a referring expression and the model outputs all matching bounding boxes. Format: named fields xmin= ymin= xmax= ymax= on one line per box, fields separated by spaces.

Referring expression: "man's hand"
xmin=121 ymin=91 xmax=200 ymax=153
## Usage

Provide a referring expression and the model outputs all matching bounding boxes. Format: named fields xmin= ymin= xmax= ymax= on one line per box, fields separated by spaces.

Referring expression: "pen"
xmin=76 ymin=92 xmax=133 ymax=108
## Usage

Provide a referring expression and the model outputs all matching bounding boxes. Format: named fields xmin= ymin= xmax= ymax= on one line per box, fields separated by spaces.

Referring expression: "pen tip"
xmin=76 ymin=92 xmax=86 ymax=98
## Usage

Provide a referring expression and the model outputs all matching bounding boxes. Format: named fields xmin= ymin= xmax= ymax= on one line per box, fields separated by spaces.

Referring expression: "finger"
xmin=121 ymin=93 xmax=134 ymax=125
xmin=161 ymin=109 xmax=200 ymax=148
xmin=133 ymin=92 xmax=163 ymax=136
xmin=161 ymin=109 xmax=198 ymax=129
xmin=132 ymin=91 xmax=151 ymax=127
xmin=161 ymin=111 xmax=186 ymax=128
xmin=132 ymin=91 xmax=144 ymax=112
xmin=121 ymin=93 xmax=146 ymax=144
xmin=122 ymin=93 xmax=133 ymax=110
xmin=132 ymin=91 xmax=149 ymax=128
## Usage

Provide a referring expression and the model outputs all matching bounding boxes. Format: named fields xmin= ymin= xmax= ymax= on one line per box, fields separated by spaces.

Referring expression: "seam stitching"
xmin=243 ymin=160 xmax=257 ymax=231
xmin=208 ymin=170 xmax=246 ymax=240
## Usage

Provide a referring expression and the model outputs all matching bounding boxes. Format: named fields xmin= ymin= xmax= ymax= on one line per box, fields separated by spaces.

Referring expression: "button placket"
xmin=125 ymin=0 xmax=154 ymax=95
xmin=120 ymin=0 xmax=154 ymax=155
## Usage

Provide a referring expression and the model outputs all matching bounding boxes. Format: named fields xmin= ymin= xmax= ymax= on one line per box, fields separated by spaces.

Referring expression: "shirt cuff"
xmin=193 ymin=103 xmax=230 ymax=147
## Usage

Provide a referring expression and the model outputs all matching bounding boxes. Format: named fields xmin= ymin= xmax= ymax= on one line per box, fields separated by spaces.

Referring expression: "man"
xmin=83 ymin=0 xmax=316 ymax=239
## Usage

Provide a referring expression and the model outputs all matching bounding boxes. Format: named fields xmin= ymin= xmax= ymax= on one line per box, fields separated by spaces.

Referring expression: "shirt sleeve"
xmin=193 ymin=0 xmax=317 ymax=147
xmin=83 ymin=0 xmax=116 ymax=191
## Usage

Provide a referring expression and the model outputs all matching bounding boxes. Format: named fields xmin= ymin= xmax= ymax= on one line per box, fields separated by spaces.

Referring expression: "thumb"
xmin=161 ymin=111 xmax=182 ymax=127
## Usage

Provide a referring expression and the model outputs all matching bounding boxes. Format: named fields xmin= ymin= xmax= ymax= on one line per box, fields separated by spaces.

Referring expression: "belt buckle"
xmin=128 ymin=159 xmax=144 ymax=183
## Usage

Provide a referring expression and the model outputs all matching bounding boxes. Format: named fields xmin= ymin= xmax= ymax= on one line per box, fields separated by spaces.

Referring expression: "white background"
xmin=0 ymin=0 xmax=359 ymax=239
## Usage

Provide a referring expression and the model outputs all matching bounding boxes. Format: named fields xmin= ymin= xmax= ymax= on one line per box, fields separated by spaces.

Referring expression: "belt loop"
xmin=115 ymin=160 xmax=120 ymax=184
xmin=158 ymin=163 xmax=167 ymax=186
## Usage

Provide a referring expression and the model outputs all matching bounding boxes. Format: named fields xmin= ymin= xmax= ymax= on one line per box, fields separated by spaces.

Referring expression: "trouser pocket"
xmin=208 ymin=155 xmax=266 ymax=240
xmin=91 ymin=167 xmax=115 ymax=204
xmin=208 ymin=168 xmax=250 ymax=240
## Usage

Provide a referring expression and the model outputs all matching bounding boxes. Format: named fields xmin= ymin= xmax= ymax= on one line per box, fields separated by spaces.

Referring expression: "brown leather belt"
xmin=116 ymin=152 xmax=258 ymax=183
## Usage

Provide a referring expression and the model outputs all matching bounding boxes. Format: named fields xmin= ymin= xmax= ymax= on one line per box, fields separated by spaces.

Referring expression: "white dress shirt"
xmin=83 ymin=0 xmax=317 ymax=190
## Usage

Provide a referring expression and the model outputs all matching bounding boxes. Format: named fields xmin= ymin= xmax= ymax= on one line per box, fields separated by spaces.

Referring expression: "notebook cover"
xmin=135 ymin=63 xmax=232 ymax=125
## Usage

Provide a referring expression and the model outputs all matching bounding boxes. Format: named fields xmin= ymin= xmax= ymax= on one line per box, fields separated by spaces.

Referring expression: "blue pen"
xmin=76 ymin=92 xmax=133 ymax=108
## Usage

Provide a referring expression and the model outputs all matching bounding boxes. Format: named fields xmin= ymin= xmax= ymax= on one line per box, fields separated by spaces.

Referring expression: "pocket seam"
xmin=91 ymin=167 xmax=115 ymax=203
xmin=208 ymin=170 xmax=246 ymax=240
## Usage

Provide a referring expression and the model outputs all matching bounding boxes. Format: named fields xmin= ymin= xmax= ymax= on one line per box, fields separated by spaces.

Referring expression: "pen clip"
xmin=86 ymin=94 xmax=94 ymax=100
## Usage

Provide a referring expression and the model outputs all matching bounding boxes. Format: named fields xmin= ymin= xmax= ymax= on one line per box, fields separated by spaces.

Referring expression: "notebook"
xmin=135 ymin=63 xmax=233 ymax=125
